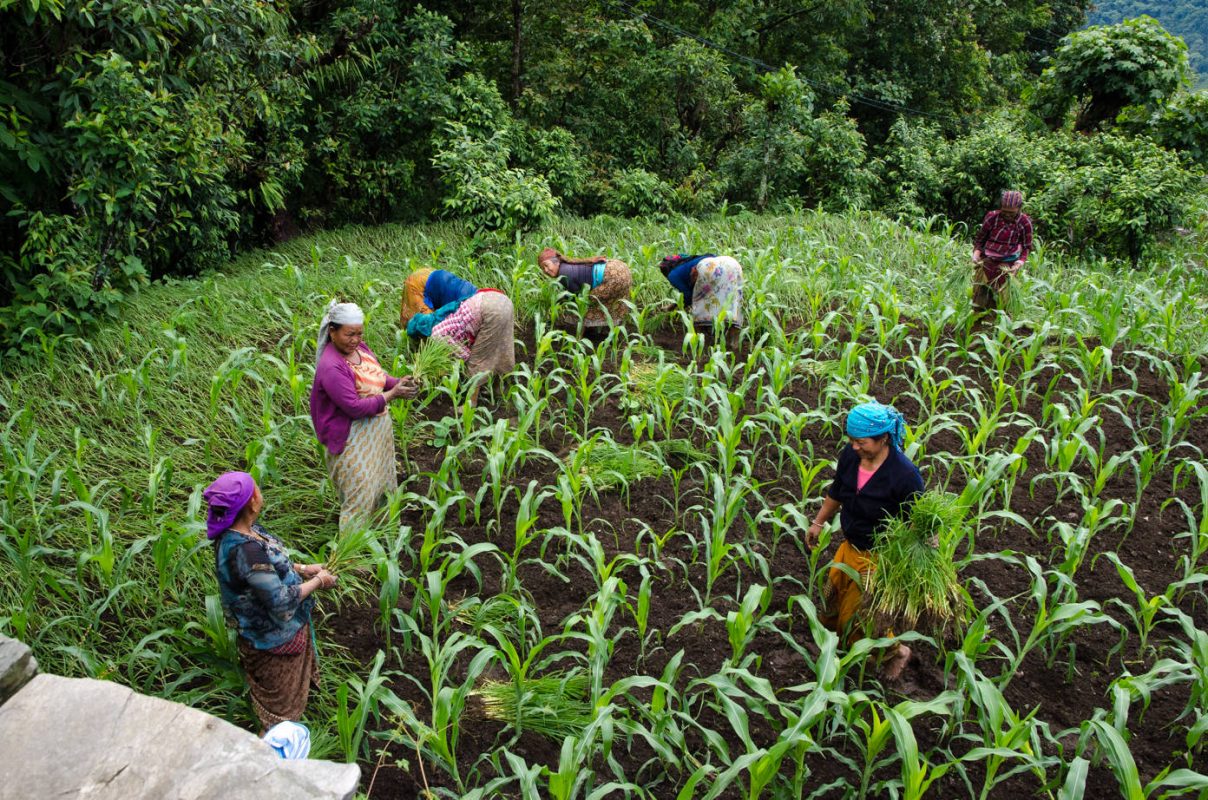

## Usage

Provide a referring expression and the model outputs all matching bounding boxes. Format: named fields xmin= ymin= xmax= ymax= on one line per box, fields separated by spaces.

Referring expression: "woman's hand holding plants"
xmin=386 ymin=376 xmax=419 ymax=401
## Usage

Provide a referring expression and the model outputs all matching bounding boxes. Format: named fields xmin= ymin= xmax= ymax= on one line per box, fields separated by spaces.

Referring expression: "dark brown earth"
xmin=319 ymin=320 xmax=1208 ymax=798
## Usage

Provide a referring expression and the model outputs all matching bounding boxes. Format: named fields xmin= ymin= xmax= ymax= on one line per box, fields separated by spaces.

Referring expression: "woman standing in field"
xmin=971 ymin=189 xmax=1033 ymax=313
xmin=805 ymin=401 xmax=924 ymax=680
xmin=206 ymin=471 xmax=336 ymax=731
xmin=537 ymin=247 xmax=632 ymax=337
xmin=657 ymin=253 xmax=744 ymax=351
xmin=310 ymin=300 xmax=416 ymax=533
xmin=401 ymin=269 xmax=516 ymax=408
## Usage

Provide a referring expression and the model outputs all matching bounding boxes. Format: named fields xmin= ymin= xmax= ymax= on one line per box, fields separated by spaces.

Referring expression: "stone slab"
xmin=0 ymin=673 xmax=359 ymax=800
xmin=0 ymin=635 xmax=37 ymax=705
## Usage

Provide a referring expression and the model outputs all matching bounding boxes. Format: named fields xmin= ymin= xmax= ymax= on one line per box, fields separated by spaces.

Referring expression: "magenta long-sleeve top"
xmin=309 ymin=342 xmax=399 ymax=455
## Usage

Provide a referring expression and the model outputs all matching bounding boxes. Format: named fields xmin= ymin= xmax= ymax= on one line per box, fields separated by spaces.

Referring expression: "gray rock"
xmin=0 ymin=635 xmax=37 ymax=705
xmin=0 ymin=674 xmax=360 ymax=800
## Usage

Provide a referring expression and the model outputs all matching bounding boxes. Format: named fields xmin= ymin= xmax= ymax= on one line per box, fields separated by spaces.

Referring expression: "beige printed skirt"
xmin=327 ymin=412 xmax=397 ymax=533
xmin=584 ymin=260 xmax=633 ymax=327
xmin=467 ymin=291 xmax=517 ymax=376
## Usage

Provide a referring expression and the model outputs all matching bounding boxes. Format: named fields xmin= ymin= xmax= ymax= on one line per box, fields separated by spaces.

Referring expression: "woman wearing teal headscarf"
xmin=805 ymin=401 xmax=923 ymax=681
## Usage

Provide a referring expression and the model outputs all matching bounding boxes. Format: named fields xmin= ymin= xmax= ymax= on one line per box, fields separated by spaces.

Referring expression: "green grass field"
xmin=2 ymin=211 xmax=1207 ymax=798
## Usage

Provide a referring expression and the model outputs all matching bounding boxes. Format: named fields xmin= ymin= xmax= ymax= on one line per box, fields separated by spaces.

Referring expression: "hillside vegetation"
xmin=2 ymin=213 xmax=1206 ymax=796
xmin=3 ymin=1 xmax=1207 ymax=350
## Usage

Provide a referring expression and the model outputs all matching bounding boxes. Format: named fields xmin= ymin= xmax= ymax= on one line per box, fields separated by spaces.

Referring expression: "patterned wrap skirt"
xmin=466 ymin=291 xmax=516 ymax=377
xmin=238 ymin=624 xmax=318 ymax=730
xmin=327 ymin=413 xmax=397 ymax=533
xmin=972 ymin=261 xmax=1011 ymax=310
xmin=583 ymin=260 xmax=633 ymax=327
xmin=820 ymin=540 xmax=874 ymax=645
xmin=691 ymin=256 xmax=744 ymax=325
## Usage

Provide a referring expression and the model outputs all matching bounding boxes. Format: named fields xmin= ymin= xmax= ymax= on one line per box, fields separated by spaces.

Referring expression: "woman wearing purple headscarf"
xmin=206 ymin=471 xmax=336 ymax=732
xmin=804 ymin=401 xmax=923 ymax=681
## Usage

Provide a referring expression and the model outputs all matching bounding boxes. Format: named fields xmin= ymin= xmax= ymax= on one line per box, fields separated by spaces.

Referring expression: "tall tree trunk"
xmin=511 ymin=0 xmax=523 ymax=108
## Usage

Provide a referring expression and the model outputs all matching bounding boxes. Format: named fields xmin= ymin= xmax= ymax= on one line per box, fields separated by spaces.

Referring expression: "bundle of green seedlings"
xmin=576 ymin=442 xmax=661 ymax=491
xmin=652 ymin=437 xmax=710 ymax=466
xmin=574 ymin=438 xmax=706 ymax=491
xmin=408 ymin=337 xmax=460 ymax=383
xmin=476 ymin=672 xmax=593 ymax=741
xmin=318 ymin=526 xmax=379 ymax=575
xmin=865 ymin=490 xmax=968 ymax=637
xmin=628 ymin=361 xmax=693 ymax=404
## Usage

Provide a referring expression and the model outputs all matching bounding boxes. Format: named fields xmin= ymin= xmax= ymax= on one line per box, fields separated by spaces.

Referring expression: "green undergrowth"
xmin=1 ymin=210 xmax=1206 ymax=794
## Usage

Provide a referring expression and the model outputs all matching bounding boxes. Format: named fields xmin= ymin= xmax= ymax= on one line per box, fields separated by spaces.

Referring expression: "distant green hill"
xmin=1088 ymin=1 xmax=1208 ymax=86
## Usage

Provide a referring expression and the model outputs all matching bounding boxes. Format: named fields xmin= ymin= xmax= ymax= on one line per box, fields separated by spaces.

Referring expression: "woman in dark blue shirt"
xmin=657 ymin=253 xmax=745 ymax=351
xmin=805 ymin=402 xmax=924 ymax=680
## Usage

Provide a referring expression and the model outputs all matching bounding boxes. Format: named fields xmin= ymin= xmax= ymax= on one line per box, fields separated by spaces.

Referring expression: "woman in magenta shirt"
xmin=309 ymin=300 xmax=416 ymax=532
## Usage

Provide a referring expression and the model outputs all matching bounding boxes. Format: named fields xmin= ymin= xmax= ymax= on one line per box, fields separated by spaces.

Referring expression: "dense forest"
xmin=1089 ymin=0 xmax=1208 ymax=85
xmin=2 ymin=0 xmax=1206 ymax=350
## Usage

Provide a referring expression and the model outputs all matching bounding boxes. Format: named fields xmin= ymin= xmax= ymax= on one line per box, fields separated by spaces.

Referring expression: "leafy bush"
xmin=512 ymin=125 xmax=590 ymax=205
xmin=1032 ymin=16 xmax=1191 ymax=132
xmin=290 ymin=6 xmax=469 ymax=227
xmin=1028 ymin=133 xmax=1203 ymax=262
xmin=601 ymin=168 xmax=674 ymax=217
xmin=0 ymin=212 xmax=144 ymax=345
xmin=0 ymin=0 xmax=306 ymax=351
xmin=431 ymin=75 xmax=558 ymax=234
xmin=1122 ymin=90 xmax=1208 ymax=164
xmin=873 ymin=119 xmax=945 ymax=219
xmin=722 ymin=68 xmax=871 ymax=211
xmin=432 ymin=125 xmax=558 ymax=235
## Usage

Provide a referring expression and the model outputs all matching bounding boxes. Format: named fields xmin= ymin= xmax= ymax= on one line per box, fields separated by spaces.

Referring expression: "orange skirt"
xmin=820 ymin=540 xmax=875 ymax=645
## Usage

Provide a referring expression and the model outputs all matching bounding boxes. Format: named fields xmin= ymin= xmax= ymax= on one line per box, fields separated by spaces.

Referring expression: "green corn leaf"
xmin=1058 ymin=757 xmax=1090 ymax=800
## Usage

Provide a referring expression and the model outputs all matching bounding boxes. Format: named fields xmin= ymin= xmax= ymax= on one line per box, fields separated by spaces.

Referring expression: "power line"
xmin=603 ymin=0 xmax=960 ymax=123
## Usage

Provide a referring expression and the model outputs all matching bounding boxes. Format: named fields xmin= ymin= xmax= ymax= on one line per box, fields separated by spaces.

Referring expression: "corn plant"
xmin=335 ymin=649 xmax=392 ymax=762
xmin=725 ymin=584 xmax=771 ymax=667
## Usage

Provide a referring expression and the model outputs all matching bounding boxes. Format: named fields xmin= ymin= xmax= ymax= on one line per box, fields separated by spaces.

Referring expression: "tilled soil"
xmin=321 ymin=322 xmax=1208 ymax=798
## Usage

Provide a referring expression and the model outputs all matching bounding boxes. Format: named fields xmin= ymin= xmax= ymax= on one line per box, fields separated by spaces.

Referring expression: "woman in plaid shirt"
xmin=428 ymin=287 xmax=516 ymax=407
xmin=971 ymin=190 xmax=1033 ymax=312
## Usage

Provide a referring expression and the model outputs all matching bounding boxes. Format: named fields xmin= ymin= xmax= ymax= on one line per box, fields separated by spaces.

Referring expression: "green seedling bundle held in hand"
xmin=408 ymin=337 xmax=460 ymax=383
xmin=866 ymin=491 xmax=969 ymax=637
xmin=320 ymin=526 xmax=379 ymax=574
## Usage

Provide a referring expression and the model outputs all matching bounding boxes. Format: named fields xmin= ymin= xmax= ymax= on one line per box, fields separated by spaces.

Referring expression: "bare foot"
xmin=881 ymin=644 xmax=912 ymax=682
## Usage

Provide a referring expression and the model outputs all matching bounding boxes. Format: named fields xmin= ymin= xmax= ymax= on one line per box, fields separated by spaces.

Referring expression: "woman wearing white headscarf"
xmin=309 ymin=300 xmax=416 ymax=532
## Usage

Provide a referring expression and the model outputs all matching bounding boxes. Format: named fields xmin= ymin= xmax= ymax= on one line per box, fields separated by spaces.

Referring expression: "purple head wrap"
xmin=202 ymin=471 xmax=256 ymax=540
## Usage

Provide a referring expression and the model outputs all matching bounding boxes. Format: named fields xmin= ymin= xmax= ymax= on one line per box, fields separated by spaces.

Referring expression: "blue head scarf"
xmin=845 ymin=401 xmax=907 ymax=449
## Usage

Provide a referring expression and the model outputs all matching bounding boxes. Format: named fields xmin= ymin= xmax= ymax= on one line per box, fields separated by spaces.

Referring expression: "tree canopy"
xmin=1089 ymin=0 xmax=1208 ymax=86
xmin=1 ymin=0 xmax=1203 ymax=349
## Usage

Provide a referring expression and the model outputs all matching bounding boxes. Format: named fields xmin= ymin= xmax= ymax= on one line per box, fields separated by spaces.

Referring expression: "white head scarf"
xmin=316 ymin=300 xmax=365 ymax=365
